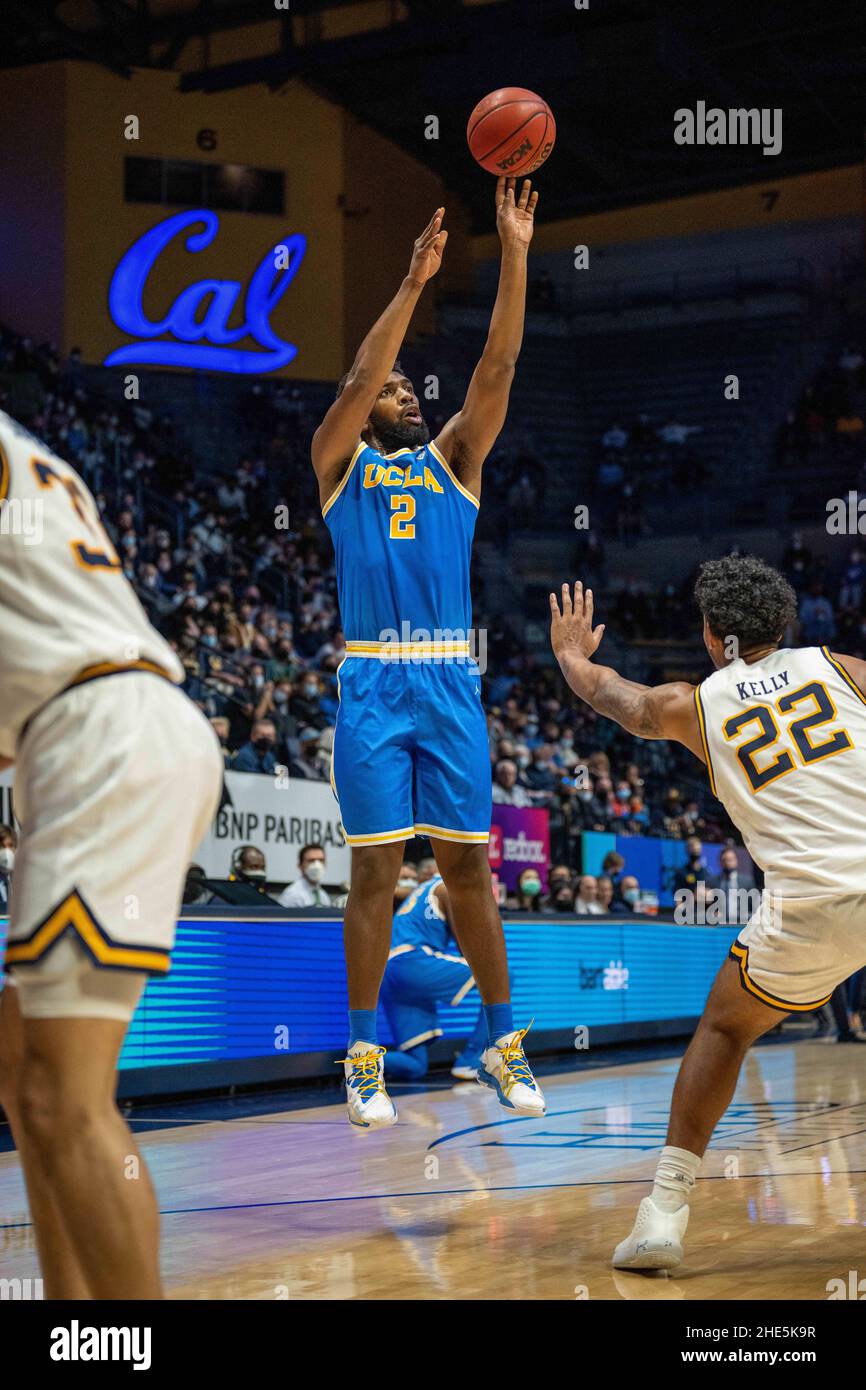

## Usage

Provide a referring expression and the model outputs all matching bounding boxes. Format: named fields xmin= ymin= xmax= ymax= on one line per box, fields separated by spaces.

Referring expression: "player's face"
xmin=368 ymin=373 xmax=429 ymax=449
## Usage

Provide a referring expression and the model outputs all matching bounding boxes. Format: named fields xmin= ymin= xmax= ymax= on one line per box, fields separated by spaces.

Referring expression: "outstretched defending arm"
xmin=434 ymin=177 xmax=537 ymax=499
xmin=549 ymin=582 xmax=705 ymax=762
xmin=311 ymin=208 xmax=448 ymax=506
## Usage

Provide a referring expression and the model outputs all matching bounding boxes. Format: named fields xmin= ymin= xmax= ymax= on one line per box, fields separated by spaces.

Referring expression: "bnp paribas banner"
xmin=0 ymin=767 xmax=350 ymax=886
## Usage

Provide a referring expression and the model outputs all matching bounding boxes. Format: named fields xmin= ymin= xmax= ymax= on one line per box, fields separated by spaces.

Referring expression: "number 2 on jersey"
xmin=389 ymin=493 xmax=416 ymax=539
xmin=723 ymin=680 xmax=852 ymax=793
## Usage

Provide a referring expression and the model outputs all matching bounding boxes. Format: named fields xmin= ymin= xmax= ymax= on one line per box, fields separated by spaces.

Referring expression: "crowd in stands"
xmin=593 ymin=412 xmax=711 ymax=539
xmin=776 ymin=343 xmax=866 ymax=471
xmin=9 ymin=321 xmax=866 ymax=873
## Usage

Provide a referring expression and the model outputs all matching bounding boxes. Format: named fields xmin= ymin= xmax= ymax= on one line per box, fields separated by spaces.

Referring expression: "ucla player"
xmin=549 ymin=556 xmax=866 ymax=1272
xmin=383 ymin=875 xmax=539 ymax=1103
xmin=314 ymin=178 xmax=545 ymax=1128
xmin=0 ymin=410 xmax=222 ymax=1298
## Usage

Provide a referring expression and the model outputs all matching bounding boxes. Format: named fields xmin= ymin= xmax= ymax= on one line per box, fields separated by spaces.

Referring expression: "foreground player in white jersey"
xmin=0 ymin=410 xmax=222 ymax=1298
xmin=550 ymin=555 xmax=866 ymax=1272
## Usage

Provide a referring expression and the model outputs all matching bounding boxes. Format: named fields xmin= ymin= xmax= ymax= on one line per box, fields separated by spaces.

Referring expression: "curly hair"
xmin=694 ymin=554 xmax=797 ymax=650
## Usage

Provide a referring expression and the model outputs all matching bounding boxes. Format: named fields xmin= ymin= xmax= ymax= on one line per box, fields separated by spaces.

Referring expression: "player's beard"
xmin=372 ymin=416 xmax=430 ymax=453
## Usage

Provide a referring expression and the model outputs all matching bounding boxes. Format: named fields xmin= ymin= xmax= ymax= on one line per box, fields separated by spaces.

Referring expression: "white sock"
xmin=651 ymin=1145 xmax=701 ymax=1211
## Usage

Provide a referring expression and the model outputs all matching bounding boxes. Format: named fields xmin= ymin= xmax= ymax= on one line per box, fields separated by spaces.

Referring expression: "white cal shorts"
xmin=730 ymin=890 xmax=866 ymax=1013
xmin=4 ymin=672 xmax=223 ymax=1020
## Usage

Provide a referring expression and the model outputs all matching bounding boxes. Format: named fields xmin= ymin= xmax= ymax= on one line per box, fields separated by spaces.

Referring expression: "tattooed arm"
xmin=549 ymin=582 xmax=705 ymax=762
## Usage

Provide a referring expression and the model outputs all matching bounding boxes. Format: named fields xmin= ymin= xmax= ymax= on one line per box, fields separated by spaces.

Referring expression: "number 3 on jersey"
xmin=723 ymin=680 xmax=852 ymax=793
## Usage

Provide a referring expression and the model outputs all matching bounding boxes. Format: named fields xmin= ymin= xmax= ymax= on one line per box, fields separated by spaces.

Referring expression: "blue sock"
xmin=484 ymin=1002 xmax=513 ymax=1047
xmin=348 ymin=1008 xmax=378 ymax=1049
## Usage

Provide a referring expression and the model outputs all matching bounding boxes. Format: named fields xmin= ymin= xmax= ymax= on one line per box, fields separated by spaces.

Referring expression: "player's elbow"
xmin=480 ymin=352 xmax=517 ymax=378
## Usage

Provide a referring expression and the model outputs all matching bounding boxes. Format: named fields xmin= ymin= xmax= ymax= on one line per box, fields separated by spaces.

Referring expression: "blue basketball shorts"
xmin=381 ymin=944 xmax=477 ymax=1050
xmin=330 ymin=655 xmax=492 ymax=846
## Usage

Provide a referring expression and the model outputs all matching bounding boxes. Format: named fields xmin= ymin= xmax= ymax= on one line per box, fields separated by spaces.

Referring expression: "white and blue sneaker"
xmin=451 ymin=1053 xmax=483 ymax=1081
xmin=612 ymin=1196 xmax=689 ymax=1270
xmin=477 ymin=1024 xmax=546 ymax=1116
xmin=340 ymin=1042 xmax=398 ymax=1130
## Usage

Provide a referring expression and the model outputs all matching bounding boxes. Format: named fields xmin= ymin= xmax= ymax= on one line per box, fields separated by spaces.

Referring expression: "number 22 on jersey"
xmin=722 ymin=680 xmax=852 ymax=793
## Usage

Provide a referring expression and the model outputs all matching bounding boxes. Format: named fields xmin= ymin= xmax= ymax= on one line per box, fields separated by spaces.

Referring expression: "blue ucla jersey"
xmin=322 ymin=440 xmax=478 ymax=644
xmin=392 ymin=876 xmax=451 ymax=952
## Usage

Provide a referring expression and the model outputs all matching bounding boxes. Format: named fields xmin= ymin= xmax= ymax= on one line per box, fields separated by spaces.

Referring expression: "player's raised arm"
xmin=311 ymin=208 xmax=448 ymax=503
xmin=549 ymin=582 xmax=705 ymax=761
xmin=434 ymin=177 xmax=537 ymax=497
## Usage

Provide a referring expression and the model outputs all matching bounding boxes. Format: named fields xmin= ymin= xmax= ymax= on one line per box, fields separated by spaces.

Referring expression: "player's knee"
xmin=438 ymin=843 xmax=490 ymax=894
xmin=16 ymin=1058 xmax=98 ymax=1156
xmin=350 ymin=845 xmax=403 ymax=897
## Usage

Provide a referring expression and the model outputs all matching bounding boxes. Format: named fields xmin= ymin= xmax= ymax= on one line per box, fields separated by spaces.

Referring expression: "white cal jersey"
xmin=697 ymin=645 xmax=866 ymax=897
xmin=0 ymin=409 xmax=183 ymax=760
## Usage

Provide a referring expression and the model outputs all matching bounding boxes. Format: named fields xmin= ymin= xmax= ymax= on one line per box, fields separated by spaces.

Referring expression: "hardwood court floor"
xmin=2 ymin=1041 xmax=866 ymax=1299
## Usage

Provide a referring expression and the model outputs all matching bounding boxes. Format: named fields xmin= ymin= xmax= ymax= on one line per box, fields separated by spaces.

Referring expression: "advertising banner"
xmin=488 ymin=806 xmax=550 ymax=891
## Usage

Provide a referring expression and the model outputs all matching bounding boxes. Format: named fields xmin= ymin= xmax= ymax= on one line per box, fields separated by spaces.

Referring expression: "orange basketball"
xmin=467 ymin=87 xmax=556 ymax=176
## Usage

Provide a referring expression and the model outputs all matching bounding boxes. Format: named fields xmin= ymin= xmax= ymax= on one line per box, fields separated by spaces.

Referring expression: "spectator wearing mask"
xmin=492 ymin=759 xmax=531 ymax=807
xmin=394 ymin=861 xmax=419 ymax=905
xmin=611 ymin=874 xmax=641 ymax=913
xmin=279 ymin=844 xmax=331 ymax=908
xmin=0 ymin=823 xmax=16 ymax=913
xmin=289 ymin=728 xmax=327 ymax=781
xmin=229 ymin=844 xmax=270 ymax=893
xmin=290 ymin=673 xmax=328 ymax=730
xmin=673 ymin=837 xmax=719 ymax=895
xmin=545 ymin=865 xmax=575 ymax=912
xmin=623 ymin=794 xmax=650 ymax=835
xmin=513 ymin=868 xmax=545 ymax=912
xmin=232 ymin=719 xmax=279 ymax=775
xmin=611 ymin=780 xmax=634 ymax=821
xmin=524 ymin=744 xmax=559 ymax=803
xmin=575 ymin=874 xmax=604 ymax=916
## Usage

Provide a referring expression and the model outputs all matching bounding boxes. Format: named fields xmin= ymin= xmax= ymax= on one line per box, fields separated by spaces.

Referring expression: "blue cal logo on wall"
xmin=104 ymin=209 xmax=306 ymax=373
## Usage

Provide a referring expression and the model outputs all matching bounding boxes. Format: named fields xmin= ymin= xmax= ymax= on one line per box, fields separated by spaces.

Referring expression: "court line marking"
xmin=5 ymin=1168 xmax=866 ymax=1230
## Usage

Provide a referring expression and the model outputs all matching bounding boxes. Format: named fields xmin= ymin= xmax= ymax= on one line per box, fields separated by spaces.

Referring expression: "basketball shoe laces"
xmin=338 ymin=1046 xmax=387 ymax=1100
xmin=496 ymin=1023 xmax=536 ymax=1097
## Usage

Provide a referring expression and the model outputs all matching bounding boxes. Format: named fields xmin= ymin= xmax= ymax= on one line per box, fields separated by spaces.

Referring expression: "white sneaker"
xmin=340 ymin=1042 xmax=398 ymax=1130
xmin=612 ymin=1196 xmax=689 ymax=1270
xmin=451 ymin=1063 xmax=480 ymax=1081
xmin=477 ymin=1024 xmax=546 ymax=1116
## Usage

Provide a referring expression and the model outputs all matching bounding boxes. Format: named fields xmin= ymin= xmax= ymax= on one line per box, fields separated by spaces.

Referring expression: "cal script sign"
xmin=105 ymin=209 xmax=306 ymax=373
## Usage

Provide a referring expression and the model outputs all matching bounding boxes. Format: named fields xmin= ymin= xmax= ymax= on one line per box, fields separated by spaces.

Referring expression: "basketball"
xmin=467 ymin=87 xmax=556 ymax=176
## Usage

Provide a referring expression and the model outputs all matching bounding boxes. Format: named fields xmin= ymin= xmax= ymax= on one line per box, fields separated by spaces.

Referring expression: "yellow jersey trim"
xmin=694 ymin=684 xmax=718 ymax=797
xmin=0 ymin=439 xmax=9 ymax=504
xmin=321 ymin=439 xmax=365 ymax=519
xmin=6 ymin=890 xmax=171 ymax=974
xmin=820 ymin=646 xmax=866 ymax=708
xmin=413 ymin=823 xmax=489 ymax=843
xmin=64 ymin=659 xmax=175 ymax=692
xmin=428 ymin=440 xmax=480 ymax=510
xmin=343 ymin=826 xmax=415 ymax=846
xmin=729 ymin=940 xmax=831 ymax=1013
xmin=345 ymin=640 xmax=471 ymax=659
